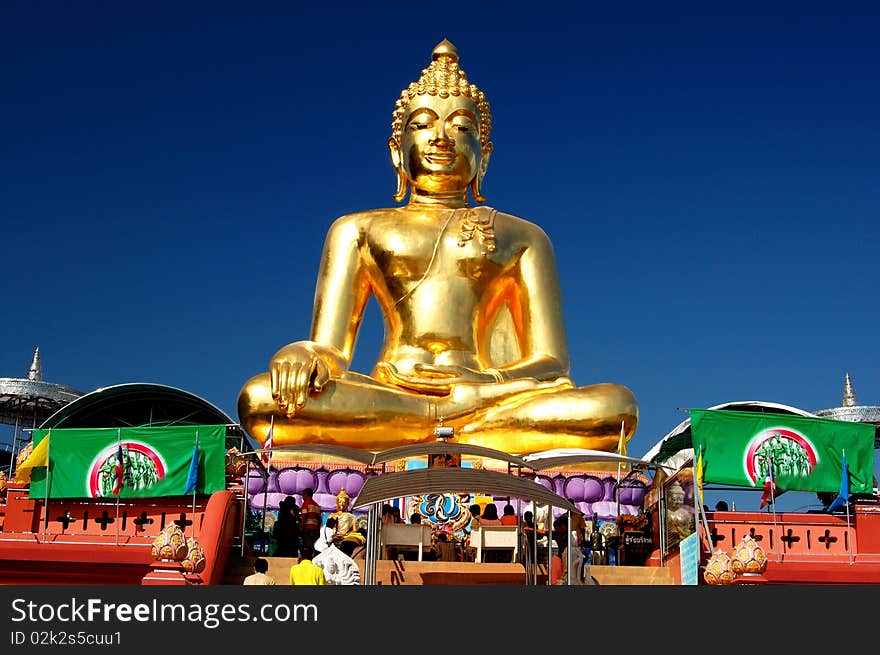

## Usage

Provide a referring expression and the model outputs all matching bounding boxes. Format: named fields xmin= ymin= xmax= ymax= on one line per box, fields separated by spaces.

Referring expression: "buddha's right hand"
xmin=269 ymin=341 xmax=346 ymax=416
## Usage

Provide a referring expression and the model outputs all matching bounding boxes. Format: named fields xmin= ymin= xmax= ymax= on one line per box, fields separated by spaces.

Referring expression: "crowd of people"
xmin=247 ymin=492 xmax=612 ymax=586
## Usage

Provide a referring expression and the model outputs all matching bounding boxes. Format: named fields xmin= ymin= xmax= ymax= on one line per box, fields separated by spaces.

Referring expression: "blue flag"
xmin=184 ymin=440 xmax=199 ymax=495
xmin=827 ymin=451 xmax=849 ymax=513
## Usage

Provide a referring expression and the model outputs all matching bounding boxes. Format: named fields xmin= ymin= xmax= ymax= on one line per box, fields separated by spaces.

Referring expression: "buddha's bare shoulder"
xmin=325 ymin=207 xmax=409 ymax=236
xmin=490 ymin=208 xmax=555 ymax=249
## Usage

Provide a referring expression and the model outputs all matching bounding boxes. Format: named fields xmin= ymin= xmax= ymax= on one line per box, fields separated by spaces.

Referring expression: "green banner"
xmin=29 ymin=425 xmax=226 ymax=499
xmin=689 ymin=409 xmax=874 ymax=494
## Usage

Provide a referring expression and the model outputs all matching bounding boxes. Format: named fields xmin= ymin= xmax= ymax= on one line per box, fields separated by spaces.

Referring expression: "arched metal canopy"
xmin=522 ymin=448 xmax=656 ymax=472
xmin=41 ymin=382 xmax=241 ymax=437
xmin=352 ymin=468 xmax=581 ymax=514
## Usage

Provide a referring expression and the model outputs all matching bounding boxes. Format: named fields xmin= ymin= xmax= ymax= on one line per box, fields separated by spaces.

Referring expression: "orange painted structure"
xmin=653 ymin=498 xmax=880 ymax=584
xmin=0 ymin=482 xmax=241 ymax=585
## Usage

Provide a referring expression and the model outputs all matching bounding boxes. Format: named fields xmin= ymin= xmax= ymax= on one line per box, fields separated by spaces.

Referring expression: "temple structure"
xmin=815 ymin=373 xmax=880 ymax=448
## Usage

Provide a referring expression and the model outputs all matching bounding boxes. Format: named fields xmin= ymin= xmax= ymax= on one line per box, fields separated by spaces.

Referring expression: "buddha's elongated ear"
xmin=388 ymin=137 xmax=408 ymax=202
xmin=471 ymin=141 xmax=493 ymax=203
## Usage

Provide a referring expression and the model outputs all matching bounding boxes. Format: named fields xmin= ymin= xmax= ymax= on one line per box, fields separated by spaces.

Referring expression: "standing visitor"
xmin=299 ymin=488 xmax=322 ymax=553
xmin=243 ymin=558 xmax=276 ymax=585
xmin=289 ymin=547 xmax=326 ymax=586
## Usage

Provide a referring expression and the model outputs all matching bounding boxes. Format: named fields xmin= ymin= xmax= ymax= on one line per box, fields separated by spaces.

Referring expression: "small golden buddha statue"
xmin=329 ymin=488 xmax=357 ymax=543
xmin=238 ymin=39 xmax=638 ymax=454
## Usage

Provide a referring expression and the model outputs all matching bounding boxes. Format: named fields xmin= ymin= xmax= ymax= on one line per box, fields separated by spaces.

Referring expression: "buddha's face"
xmin=399 ymin=95 xmax=482 ymax=196
xmin=668 ymin=488 xmax=685 ymax=510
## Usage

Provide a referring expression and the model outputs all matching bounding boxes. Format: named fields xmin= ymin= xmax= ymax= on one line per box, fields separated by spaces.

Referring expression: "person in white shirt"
xmin=314 ymin=517 xmax=337 ymax=554
xmin=243 ymin=558 xmax=276 ymax=585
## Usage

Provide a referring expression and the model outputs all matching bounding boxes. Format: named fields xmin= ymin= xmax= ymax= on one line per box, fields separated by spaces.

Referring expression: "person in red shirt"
xmin=299 ymin=488 xmax=323 ymax=554
xmin=500 ymin=504 xmax=518 ymax=526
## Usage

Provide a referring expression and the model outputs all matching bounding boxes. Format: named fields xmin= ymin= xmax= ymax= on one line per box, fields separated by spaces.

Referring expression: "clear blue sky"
xmin=2 ymin=3 xmax=877 ymax=500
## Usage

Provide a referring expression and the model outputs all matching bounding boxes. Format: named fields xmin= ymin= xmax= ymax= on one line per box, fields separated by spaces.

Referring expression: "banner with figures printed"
xmin=27 ymin=425 xmax=226 ymax=499
xmin=689 ymin=409 xmax=874 ymax=494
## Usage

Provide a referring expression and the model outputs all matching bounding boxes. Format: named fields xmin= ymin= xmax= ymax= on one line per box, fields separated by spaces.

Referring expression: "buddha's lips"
xmin=426 ymin=153 xmax=456 ymax=164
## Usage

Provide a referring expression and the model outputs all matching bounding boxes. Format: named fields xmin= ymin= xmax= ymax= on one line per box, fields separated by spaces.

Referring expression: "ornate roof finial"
xmin=28 ymin=347 xmax=42 ymax=381
xmin=843 ymin=372 xmax=858 ymax=407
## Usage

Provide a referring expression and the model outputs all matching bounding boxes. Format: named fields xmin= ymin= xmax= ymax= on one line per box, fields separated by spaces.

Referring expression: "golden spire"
xmin=843 ymin=372 xmax=858 ymax=407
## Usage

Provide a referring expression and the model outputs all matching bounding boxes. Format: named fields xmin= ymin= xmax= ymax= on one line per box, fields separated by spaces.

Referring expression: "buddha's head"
xmin=667 ymin=482 xmax=685 ymax=510
xmin=335 ymin=487 xmax=350 ymax=512
xmin=389 ymin=39 xmax=493 ymax=205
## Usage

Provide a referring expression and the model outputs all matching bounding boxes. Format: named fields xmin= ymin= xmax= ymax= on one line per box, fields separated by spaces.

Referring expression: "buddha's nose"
xmin=429 ymin=125 xmax=453 ymax=147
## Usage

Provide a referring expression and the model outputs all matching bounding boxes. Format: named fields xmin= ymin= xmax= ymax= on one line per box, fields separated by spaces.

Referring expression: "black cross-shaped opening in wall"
xmin=55 ymin=512 xmax=76 ymax=530
xmin=133 ymin=512 xmax=154 ymax=532
xmin=710 ymin=527 xmax=726 ymax=548
xmin=748 ymin=527 xmax=764 ymax=542
xmin=173 ymin=513 xmax=193 ymax=530
xmin=780 ymin=529 xmax=800 ymax=549
xmin=818 ymin=529 xmax=838 ymax=550
xmin=93 ymin=511 xmax=115 ymax=531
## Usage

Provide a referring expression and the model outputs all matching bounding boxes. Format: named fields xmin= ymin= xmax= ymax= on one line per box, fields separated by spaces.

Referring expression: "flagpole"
xmin=616 ymin=420 xmax=624 ymax=517
xmin=842 ymin=448 xmax=853 ymax=565
xmin=41 ymin=429 xmax=51 ymax=542
xmin=260 ymin=416 xmax=273 ymax=553
xmin=695 ymin=446 xmax=713 ymax=555
xmin=115 ymin=428 xmax=121 ymax=546
xmin=192 ymin=430 xmax=199 ymax=540
xmin=769 ymin=454 xmax=780 ymax=561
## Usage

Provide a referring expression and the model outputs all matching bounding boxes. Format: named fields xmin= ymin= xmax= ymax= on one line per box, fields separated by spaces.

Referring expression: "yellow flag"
xmin=617 ymin=421 xmax=627 ymax=458
xmin=14 ymin=433 xmax=50 ymax=483
xmin=695 ymin=447 xmax=704 ymax=506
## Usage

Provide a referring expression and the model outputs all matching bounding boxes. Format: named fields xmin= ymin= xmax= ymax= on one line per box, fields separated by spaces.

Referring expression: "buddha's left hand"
xmin=377 ymin=362 xmax=498 ymax=393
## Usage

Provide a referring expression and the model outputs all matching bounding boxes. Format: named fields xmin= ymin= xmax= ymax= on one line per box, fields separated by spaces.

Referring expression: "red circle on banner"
xmin=88 ymin=442 xmax=166 ymax=497
xmin=744 ymin=428 xmax=817 ymax=484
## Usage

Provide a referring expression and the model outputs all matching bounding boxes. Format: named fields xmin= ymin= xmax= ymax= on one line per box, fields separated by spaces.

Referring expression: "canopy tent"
xmin=522 ymin=447 xmax=659 ymax=472
xmin=641 ymin=401 xmax=817 ymax=470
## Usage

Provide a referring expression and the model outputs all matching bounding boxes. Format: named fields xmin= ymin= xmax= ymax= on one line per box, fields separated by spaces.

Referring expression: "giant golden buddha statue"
xmin=238 ymin=39 xmax=638 ymax=455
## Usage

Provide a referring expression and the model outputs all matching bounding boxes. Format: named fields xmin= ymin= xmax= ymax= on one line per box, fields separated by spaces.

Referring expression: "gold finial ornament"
xmin=182 ymin=537 xmax=207 ymax=574
xmin=730 ymin=534 xmax=768 ymax=575
xmin=703 ymin=549 xmax=735 ymax=585
xmin=237 ymin=39 xmax=639 ymax=456
xmin=151 ymin=524 xmax=188 ymax=562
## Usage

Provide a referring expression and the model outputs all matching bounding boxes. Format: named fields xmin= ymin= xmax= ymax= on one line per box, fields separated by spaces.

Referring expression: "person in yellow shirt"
xmin=289 ymin=547 xmax=326 ymax=585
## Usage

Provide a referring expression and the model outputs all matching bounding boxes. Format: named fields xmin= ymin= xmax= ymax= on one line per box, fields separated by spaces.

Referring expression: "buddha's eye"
xmin=455 ymin=125 xmax=470 ymax=133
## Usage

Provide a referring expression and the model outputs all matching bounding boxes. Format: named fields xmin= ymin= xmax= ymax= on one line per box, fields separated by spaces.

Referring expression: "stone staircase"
xmin=587 ymin=565 xmax=676 ymax=585
xmin=222 ymin=555 xmax=676 ymax=585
